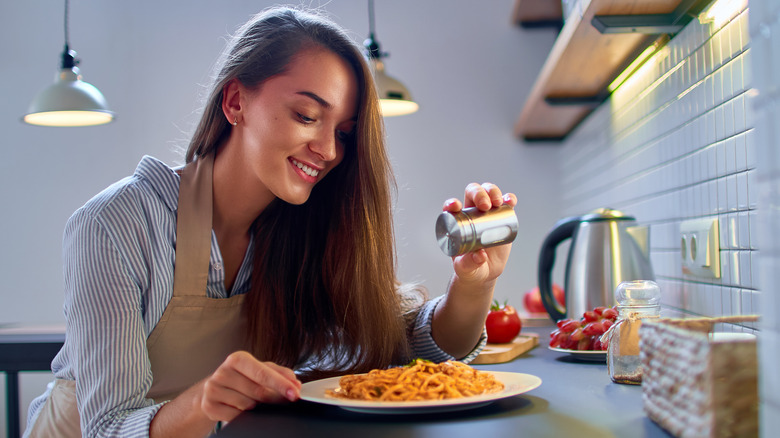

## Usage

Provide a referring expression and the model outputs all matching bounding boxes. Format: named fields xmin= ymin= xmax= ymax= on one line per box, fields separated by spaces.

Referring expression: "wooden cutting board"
xmin=471 ymin=333 xmax=539 ymax=364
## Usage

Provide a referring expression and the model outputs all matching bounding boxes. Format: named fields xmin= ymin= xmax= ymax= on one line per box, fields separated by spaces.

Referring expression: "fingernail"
xmin=287 ymin=389 xmax=297 ymax=401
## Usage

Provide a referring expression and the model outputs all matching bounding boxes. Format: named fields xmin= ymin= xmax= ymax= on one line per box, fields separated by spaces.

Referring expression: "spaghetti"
xmin=326 ymin=359 xmax=504 ymax=401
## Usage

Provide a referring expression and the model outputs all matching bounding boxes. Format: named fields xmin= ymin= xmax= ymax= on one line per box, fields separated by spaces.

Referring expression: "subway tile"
xmin=733 ymin=288 xmax=744 ymax=314
xmin=728 ymin=174 xmax=738 ymax=211
xmin=731 ymin=251 xmax=741 ymax=287
xmin=722 ymin=213 xmax=735 ymax=250
xmin=740 ymin=250 xmax=752 ymax=288
xmin=718 ymin=176 xmax=729 ymax=212
xmin=735 ymin=56 xmax=747 ymax=95
xmin=722 ymin=22 xmax=734 ymax=64
xmin=721 ymin=100 xmax=736 ymax=138
xmin=717 ymin=140 xmax=728 ymax=176
xmin=741 ymin=287 xmax=755 ymax=318
xmin=737 ymin=171 xmax=749 ymax=211
xmin=709 ymin=180 xmax=719 ymax=215
xmin=721 ymin=286 xmax=733 ymax=315
xmin=695 ymin=283 xmax=708 ymax=315
xmin=726 ymin=136 xmax=737 ymax=174
xmin=704 ymin=38 xmax=715 ymax=76
xmin=749 ymin=210 xmax=757 ymax=250
xmin=710 ymin=284 xmax=722 ymax=315
xmin=743 ymin=48 xmax=753 ymax=89
xmin=721 ymin=249 xmax=732 ymax=285
xmin=734 ymin=14 xmax=746 ymax=53
xmin=724 ymin=62 xmax=734 ymax=102
xmin=746 ymin=129 xmax=757 ymax=170
xmin=735 ymin=130 xmax=748 ymax=170
xmin=712 ymin=32 xmax=723 ymax=70
xmin=739 ymin=211 xmax=750 ymax=249
xmin=695 ymin=47 xmax=704 ymax=82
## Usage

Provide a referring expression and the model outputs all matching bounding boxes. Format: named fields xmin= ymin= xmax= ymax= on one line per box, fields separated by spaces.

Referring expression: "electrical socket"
xmin=680 ymin=218 xmax=720 ymax=279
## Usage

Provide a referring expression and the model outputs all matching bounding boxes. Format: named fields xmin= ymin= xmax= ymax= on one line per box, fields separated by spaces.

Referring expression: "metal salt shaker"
xmin=435 ymin=204 xmax=519 ymax=256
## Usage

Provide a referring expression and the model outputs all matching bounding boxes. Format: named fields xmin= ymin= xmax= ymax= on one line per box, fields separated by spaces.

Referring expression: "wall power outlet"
xmin=680 ymin=218 xmax=721 ymax=278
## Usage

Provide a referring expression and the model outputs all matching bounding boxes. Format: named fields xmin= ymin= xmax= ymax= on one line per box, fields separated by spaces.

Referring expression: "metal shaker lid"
xmin=580 ymin=207 xmax=635 ymax=222
xmin=435 ymin=210 xmax=474 ymax=257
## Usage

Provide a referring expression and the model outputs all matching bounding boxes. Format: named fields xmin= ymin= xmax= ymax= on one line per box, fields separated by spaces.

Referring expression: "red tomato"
xmin=485 ymin=301 xmax=522 ymax=343
xmin=522 ymin=284 xmax=565 ymax=314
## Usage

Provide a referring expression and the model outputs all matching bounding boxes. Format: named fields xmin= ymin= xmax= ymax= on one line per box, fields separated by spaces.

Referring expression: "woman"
xmin=25 ymin=6 xmax=516 ymax=437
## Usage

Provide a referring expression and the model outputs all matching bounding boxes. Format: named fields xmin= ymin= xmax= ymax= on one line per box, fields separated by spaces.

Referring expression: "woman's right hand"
xmin=151 ymin=351 xmax=301 ymax=436
xmin=199 ymin=351 xmax=301 ymax=422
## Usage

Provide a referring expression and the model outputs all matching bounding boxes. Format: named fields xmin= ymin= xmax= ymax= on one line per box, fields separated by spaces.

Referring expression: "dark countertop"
xmin=212 ymin=326 xmax=673 ymax=438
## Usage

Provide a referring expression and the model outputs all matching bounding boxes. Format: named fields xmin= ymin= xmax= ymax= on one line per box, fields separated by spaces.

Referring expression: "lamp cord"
xmin=364 ymin=0 xmax=384 ymax=60
xmin=64 ymin=0 xmax=70 ymax=48
xmin=368 ymin=0 xmax=376 ymax=36
xmin=60 ymin=0 xmax=77 ymax=69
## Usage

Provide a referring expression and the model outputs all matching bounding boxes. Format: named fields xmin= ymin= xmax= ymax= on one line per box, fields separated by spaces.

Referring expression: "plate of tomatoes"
xmin=548 ymin=306 xmax=618 ymax=362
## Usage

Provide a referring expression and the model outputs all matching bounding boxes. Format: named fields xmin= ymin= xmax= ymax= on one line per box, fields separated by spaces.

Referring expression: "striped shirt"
xmin=25 ymin=155 xmax=486 ymax=438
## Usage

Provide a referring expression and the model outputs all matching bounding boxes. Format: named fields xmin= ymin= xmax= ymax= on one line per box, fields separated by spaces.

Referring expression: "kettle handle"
xmin=537 ymin=216 xmax=580 ymax=322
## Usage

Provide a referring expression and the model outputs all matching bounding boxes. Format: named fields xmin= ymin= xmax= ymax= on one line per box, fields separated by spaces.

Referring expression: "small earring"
xmin=232 ymin=117 xmax=238 ymax=126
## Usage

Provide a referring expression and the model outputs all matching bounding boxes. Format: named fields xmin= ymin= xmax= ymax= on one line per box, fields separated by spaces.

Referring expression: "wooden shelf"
xmin=514 ymin=0 xmax=700 ymax=142
xmin=512 ymin=0 xmax=563 ymax=27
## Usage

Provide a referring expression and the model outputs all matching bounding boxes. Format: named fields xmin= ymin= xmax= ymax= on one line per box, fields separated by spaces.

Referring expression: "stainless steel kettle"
xmin=537 ymin=208 xmax=655 ymax=321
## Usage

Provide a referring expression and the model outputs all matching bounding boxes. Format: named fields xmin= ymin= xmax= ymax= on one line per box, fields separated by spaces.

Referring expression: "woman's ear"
xmin=221 ymin=79 xmax=242 ymax=125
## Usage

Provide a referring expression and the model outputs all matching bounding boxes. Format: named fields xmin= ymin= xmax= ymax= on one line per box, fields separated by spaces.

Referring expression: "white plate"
xmin=299 ymin=371 xmax=541 ymax=414
xmin=548 ymin=346 xmax=607 ymax=362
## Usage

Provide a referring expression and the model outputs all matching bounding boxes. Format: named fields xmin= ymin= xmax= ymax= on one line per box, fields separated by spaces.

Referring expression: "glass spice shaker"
xmin=606 ymin=280 xmax=661 ymax=385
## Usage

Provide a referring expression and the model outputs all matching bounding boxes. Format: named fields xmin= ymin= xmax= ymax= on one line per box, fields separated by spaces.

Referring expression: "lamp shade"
xmin=24 ymin=66 xmax=114 ymax=127
xmin=371 ymin=59 xmax=419 ymax=117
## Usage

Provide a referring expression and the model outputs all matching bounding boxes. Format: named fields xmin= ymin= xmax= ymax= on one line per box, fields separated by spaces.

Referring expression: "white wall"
xmin=747 ymin=0 xmax=780 ymax=435
xmin=0 ymin=0 xmax=561 ymax=433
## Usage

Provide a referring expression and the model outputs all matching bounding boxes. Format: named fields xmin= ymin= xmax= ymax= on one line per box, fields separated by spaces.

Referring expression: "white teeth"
xmin=292 ymin=159 xmax=319 ymax=177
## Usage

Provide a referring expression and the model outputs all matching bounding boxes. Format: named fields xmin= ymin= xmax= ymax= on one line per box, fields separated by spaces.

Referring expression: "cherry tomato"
xmin=485 ymin=300 xmax=522 ymax=343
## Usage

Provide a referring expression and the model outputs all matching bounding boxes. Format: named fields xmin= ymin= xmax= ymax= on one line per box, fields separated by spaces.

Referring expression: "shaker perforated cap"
xmin=435 ymin=210 xmax=475 ymax=257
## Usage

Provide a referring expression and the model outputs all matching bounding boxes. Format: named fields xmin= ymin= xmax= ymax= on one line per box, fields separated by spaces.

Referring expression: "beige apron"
xmin=29 ymin=152 xmax=249 ymax=437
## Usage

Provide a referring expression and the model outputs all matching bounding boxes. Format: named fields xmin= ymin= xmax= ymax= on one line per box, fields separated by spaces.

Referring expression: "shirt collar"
xmin=133 ymin=155 xmax=182 ymax=212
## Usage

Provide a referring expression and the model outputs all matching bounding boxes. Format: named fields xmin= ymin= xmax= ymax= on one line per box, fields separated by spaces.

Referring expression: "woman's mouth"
xmin=290 ymin=158 xmax=320 ymax=178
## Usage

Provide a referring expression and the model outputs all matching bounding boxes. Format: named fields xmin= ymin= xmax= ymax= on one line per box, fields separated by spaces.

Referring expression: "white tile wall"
xmin=559 ymin=3 xmax=755 ymax=321
xmin=557 ymin=0 xmax=780 ymax=435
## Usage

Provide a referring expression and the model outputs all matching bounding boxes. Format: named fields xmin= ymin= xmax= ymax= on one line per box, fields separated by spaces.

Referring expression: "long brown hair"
xmin=185 ymin=7 xmax=409 ymax=380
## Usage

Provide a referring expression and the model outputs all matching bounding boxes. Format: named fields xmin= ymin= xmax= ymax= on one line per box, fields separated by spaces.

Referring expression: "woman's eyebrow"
xmin=296 ymin=91 xmax=332 ymax=109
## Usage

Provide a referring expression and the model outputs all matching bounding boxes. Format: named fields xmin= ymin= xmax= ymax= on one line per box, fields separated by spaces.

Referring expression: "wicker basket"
xmin=638 ymin=316 xmax=759 ymax=438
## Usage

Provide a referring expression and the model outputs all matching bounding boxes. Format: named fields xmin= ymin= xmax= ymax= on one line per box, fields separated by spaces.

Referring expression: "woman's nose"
xmin=308 ymin=132 xmax=338 ymax=162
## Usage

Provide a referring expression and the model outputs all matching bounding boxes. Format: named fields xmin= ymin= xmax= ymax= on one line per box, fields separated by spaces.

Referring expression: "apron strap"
xmin=172 ymin=152 xmax=214 ymax=297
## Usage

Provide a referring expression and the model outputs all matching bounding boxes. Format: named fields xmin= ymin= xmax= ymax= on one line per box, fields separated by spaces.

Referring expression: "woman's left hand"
xmin=442 ymin=182 xmax=517 ymax=287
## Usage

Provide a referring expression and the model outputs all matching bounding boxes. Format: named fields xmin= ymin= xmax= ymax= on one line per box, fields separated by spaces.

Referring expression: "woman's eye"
xmin=297 ymin=113 xmax=315 ymax=124
xmin=337 ymin=130 xmax=354 ymax=144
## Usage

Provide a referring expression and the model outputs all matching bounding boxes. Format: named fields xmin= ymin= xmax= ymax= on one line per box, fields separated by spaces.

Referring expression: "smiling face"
xmin=235 ymin=45 xmax=359 ymax=206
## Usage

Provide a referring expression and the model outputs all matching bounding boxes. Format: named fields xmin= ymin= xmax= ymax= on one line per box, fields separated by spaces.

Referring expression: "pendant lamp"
xmin=23 ymin=0 xmax=113 ymax=127
xmin=364 ymin=0 xmax=418 ymax=117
